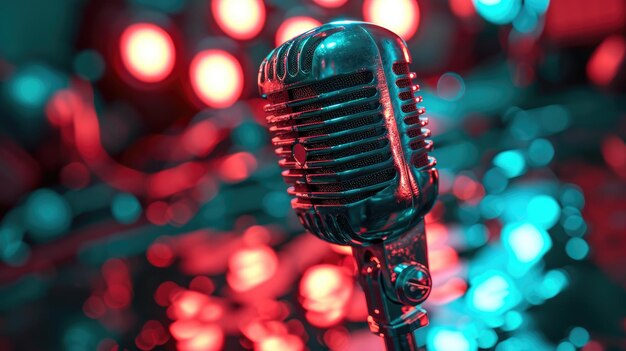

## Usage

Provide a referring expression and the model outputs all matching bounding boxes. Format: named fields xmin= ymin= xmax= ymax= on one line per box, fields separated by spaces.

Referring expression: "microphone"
xmin=258 ymin=21 xmax=438 ymax=351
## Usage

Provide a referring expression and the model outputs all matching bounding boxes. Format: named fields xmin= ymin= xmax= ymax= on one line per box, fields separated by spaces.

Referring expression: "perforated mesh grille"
xmin=265 ymin=70 xmax=393 ymax=205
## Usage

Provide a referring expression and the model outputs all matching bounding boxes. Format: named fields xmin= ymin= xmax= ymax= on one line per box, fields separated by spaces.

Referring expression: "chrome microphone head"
xmin=258 ymin=21 xmax=438 ymax=245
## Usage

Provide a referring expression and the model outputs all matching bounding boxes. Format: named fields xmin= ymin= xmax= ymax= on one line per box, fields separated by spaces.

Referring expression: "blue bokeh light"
xmin=569 ymin=327 xmax=590 ymax=347
xmin=429 ymin=328 xmax=476 ymax=351
xmin=565 ymin=237 xmax=589 ymax=260
xmin=467 ymin=271 xmax=521 ymax=314
xmin=526 ymin=195 xmax=560 ymax=229
xmin=494 ymin=150 xmax=526 ymax=178
xmin=25 ymin=189 xmax=72 ymax=241
xmin=502 ymin=222 xmax=552 ymax=265
xmin=473 ymin=0 xmax=522 ymax=25
xmin=111 ymin=193 xmax=142 ymax=224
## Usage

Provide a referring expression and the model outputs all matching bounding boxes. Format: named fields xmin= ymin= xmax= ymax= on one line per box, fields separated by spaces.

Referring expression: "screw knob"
xmin=395 ymin=263 xmax=432 ymax=305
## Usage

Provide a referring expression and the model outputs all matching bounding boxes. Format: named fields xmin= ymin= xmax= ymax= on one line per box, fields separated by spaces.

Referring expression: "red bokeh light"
xmin=275 ymin=16 xmax=322 ymax=46
xmin=219 ymin=152 xmax=257 ymax=183
xmin=300 ymin=264 xmax=353 ymax=327
xmin=211 ymin=0 xmax=266 ymax=40
xmin=449 ymin=0 xmax=476 ymax=19
xmin=175 ymin=324 xmax=224 ymax=351
xmin=256 ymin=334 xmax=304 ymax=351
xmin=363 ymin=0 xmax=420 ymax=40
xmin=189 ymin=49 xmax=243 ymax=108
xmin=587 ymin=35 xmax=626 ymax=86
xmin=313 ymin=0 xmax=348 ymax=8
xmin=227 ymin=245 xmax=278 ymax=291
xmin=120 ymin=23 xmax=176 ymax=83
xmin=147 ymin=242 xmax=175 ymax=267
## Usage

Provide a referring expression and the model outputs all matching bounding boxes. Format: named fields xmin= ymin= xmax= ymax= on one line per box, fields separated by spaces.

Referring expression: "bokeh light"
xmin=275 ymin=16 xmax=322 ymax=46
xmin=313 ymin=0 xmax=348 ymax=8
xmin=363 ymin=0 xmax=420 ymax=40
xmin=120 ymin=23 xmax=176 ymax=83
xmin=211 ymin=0 xmax=266 ymax=40
xmin=502 ymin=222 xmax=552 ymax=265
xmin=189 ymin=49 xmax=243 ymax=108
xmin=24 ymin=189 xmax=72 ymax=241
xmin=227 ymin=245 xmax=278 ymax=291
xmin=472 ymin=0 xmax=521 ymax=24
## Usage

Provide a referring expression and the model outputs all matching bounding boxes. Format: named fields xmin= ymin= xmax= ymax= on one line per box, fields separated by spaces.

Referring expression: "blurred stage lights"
xmin=211 ymin=0 xmax=266 ymax=40
xmin=276 ymin=16 xmax=322 ymax=46
xmin=363 ymin=0 xmax=420 ymax=40
xmin=120 ymin=23 xmax=176 ymax=83
xmin=190 ymin=49 xmax=244 ymax=108
xmin=472 ymin=0 xmax=521 ymax=25
xmin=313 ymin=0 xmax=349 ymax=8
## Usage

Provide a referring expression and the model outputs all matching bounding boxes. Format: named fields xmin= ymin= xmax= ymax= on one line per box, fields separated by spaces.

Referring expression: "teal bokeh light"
xmin=111 ymin=193 xmax=142 ymax=224
xmin=467 ymin=270 xmax=521 ymax=314
xmin=24 ymin=189 xmax=72 ymax=241
xmin=540 ymin=269 xmax=569 ymax=299
xmin=526 ymin=195 xmax=560 ymax=229
xmin=569 ymin=327 xmax=590 ymax=347
xmin=472 ymin=0 xmax=522 ymax=25
xmin=502 ymin=222 xmax=552 ymax=265
xmin=528 ymin=139 xmax=554 ymax=166
xmin=6 ymin=65 xmax=65 ymax=111
xmin=74 ymin=50 xmax=105 ymax=82
xmin=565 ymin=237 xmax=589 ymax=260
xmin=428 ymin=328 xmax=476 ymax=351
xmin=493 ymin=150 xmax=525 ymax=178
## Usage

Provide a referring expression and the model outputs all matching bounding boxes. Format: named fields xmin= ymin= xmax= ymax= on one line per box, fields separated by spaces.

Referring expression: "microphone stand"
xmin=352 ymin=221 xmax=431 ymax=351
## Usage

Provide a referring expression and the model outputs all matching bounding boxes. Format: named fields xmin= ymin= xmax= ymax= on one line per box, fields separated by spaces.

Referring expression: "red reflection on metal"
xmin=587 ymin=36 xmax=626 ymax=86
xmin=227 ymin=245 xmax=278 ymax=292
xmin=300 ymin=264 xmax=353 ymax=327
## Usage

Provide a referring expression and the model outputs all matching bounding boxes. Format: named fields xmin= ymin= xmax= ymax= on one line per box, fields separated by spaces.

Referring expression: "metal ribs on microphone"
xmin=259 ymin=23 xmax=438 ymax=245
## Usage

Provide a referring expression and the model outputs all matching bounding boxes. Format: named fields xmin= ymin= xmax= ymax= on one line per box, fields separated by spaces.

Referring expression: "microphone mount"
xmin=353 ymin=221 xmax=430 ymax=351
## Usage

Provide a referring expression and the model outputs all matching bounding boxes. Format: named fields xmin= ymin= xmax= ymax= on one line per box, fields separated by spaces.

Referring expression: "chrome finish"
xmin=258 ymin=21 xmax=438 ymax=351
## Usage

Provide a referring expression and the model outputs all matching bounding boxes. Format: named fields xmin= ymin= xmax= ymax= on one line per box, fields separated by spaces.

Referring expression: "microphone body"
xmin=258 ymin=21 xmax=438 ymax=351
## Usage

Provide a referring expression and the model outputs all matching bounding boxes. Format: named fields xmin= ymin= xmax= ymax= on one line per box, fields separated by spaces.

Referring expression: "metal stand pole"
xmin=352 ymin=221 xmax=432 ymax=351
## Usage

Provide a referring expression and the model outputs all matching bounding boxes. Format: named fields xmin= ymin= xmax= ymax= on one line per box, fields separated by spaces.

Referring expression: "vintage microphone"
xmin=257 ymin=21 xmax=438 ymax=351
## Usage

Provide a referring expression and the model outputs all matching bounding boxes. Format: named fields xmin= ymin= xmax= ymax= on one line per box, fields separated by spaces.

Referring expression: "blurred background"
xmin=0 ymin=0 xmax=625 ymax=350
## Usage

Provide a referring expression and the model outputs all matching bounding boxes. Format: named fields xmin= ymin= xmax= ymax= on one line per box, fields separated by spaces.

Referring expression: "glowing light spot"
xmin=565 ymin=237 xmax=589 ymax=260
xmin=472 ymin=0 xmax=521 ymax=24
xmin=219 ymin=152 xmax=257 ymax=183
xmin=313 ymin=0 xmax=348 ymax=8
xmin=503 ymin=310 xmax=523 ymax=331
xmin=540 ymin=269 xmax=568 ymax=298
xmin=227 ymin=245 xmax=278 ymax=291
xmin=120 ymin=23 xmax=175 ymax=83
xmin=262 ymin=191 xmax=291 ymax=218
xmin=8 ymin=65 xmax=64 ymax=111
xmin=556 ymin=341 xmax=576 ymax=351
xmin=502 ymin=222 xmax=552 ymax=264
xmin=437 ymin=72 xmax=466 ymax=101
xmin=587 ymin=35 xmax=626 ymax=86
xmin=111 ymin=193 xmax=141 ymax=224
xmin=528 ymin=138 xmax=554 ymax=166
xmin=569 ymin=327 xmax=590 ymax=347
xmin=211 ymin=0 xmax=266 ymax=40
xmin=467 ymin=271 xmax=520 ymax=314
xmin=300 ymin=264 xmax=353 ymax=327
xmin=275 ymin=16 xmax=322 ymax=46
xmin=176 ymin=324 xmax=223 ymax=351
xmin=450 ymin=0 xmax=476 ymax=18
xmin=24 ymin=189 xmax=72 ymax=241
xmin=493 ymin=150 xmax=525 ymax=178
xmin=363 ymin=0 xmax=420 ymax=40
xmin=257 ymin=334 xmax=304 ymax=351
xmin=171 ymin=290 xmax=210 ymax=319
xmin=11 ymin=74 xmax=47 ymax=107
xmin=190 ymin=50 xmax=243 ymax=108
xmin=476 ymin=328 xmax=498 ymax=349
xmin=527 ymin=195 xmax=560 ymax=230
xmin=429 ymin=328 xmax=475 ymax=351
xmin=147 ymin=242 xmax=175 ymax=267
xmin=526 ymin=0 xmax=550 ymax=14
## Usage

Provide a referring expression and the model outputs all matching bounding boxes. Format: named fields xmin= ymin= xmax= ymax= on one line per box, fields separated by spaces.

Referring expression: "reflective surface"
xmin=258 ymin=21 xmax=438 ymax=246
